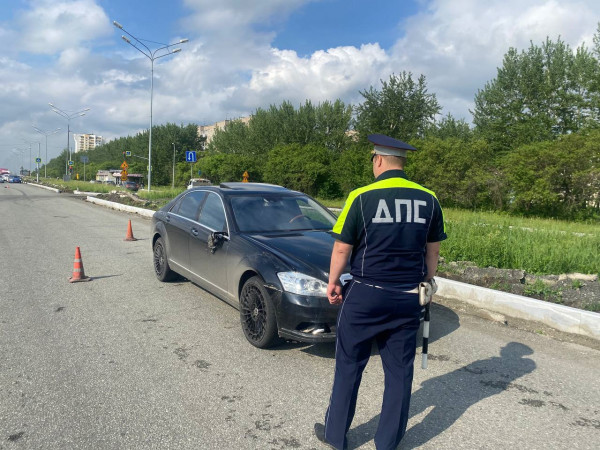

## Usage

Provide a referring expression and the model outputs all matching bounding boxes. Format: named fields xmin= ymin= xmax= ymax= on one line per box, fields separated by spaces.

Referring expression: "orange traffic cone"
xmin=124 ymin=219 xmax=137 ymax=241
xmin=68 ymin=247 xmax=91 ymax=283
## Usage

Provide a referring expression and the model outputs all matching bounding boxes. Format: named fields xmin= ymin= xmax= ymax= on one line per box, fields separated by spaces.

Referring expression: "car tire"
xmin=153 ymin=236 xmax=177 ymax=282
xmin=240 ymin=276 xmax=279 ymax=348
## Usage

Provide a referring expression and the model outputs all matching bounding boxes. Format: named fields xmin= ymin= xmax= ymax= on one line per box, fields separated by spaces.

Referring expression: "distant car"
xmin=187 ymin=178 xmax=212 ymax=189
xmin=8 ymin=175 xmax=21 ymax=183
xmin=152 ymin=182 xmax=349 ymax=348
xmin=124 ymin=180 xmax=139 ymax=191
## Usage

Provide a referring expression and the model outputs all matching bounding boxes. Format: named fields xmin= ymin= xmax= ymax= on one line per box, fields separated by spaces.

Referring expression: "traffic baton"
xmin=421 ymin=302 xmax=430 ymax=369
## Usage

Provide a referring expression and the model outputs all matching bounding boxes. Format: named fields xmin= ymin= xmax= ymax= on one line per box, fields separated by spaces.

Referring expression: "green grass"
xmin=34 ymin=178 xmax=117 ymax=193
xmin=442 ymin=209 xmax=599 ymax=275
xmin=136 ymin=187 xmax=183 ymax=201
xmin=523 ymin=279 xmax=563 ymax=303
xmin=317 ymin=198 xmax=599 ymax=276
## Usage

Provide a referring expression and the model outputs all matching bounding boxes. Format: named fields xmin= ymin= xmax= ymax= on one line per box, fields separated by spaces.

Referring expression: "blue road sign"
xmin=35 ymin=157 xmax=42 ymax=163
xmin=125 ymin=151 xmax=131 ymax=156
xmin=186 ymin=151 xmax=197 ymax=163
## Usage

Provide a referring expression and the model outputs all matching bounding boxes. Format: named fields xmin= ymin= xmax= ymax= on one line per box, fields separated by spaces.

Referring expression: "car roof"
xmin=188 ymin=182 xmax=301 ymax=196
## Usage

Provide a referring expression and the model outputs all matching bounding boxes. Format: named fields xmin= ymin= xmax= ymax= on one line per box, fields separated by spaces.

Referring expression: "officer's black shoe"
xmin=313 ymin=423 xmax=347 ymax=450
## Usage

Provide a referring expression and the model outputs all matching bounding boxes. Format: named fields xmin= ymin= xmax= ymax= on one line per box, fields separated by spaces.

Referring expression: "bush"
xmin=264 ymin=144 xmax=336 ymax=197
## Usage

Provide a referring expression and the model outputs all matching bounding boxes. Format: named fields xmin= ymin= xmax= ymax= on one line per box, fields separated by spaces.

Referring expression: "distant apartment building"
xmin=73 ymin=134 xmax=103 ymax=153
xmin=198 ymin=116 xmax=251 ymax=145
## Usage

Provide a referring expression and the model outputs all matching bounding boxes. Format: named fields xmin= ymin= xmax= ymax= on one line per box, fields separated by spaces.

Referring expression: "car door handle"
xmin=166 ymin=215 xmax=171 ymax=222
xmin=190 ymin=228 xmax=199 ymax=236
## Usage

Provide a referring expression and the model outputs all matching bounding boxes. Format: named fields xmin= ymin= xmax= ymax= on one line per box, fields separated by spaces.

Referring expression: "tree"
xmin=501 ymin=130 xmax=600 ymax=219
xmin=207 ymin=100 xmax=353 ymax=157
xmin=198 ymin=153 xmax=263 ymax=185
xmin=426 ymin=114 xmax=473 ymax=141
xmin=472 ymin=35 xmax=600 ymax=154
xmin=263 ymin=143 xmax=339 ymax=198
xmin=408 ymin=137 xmax=497 ymax=210
xmin=354 ymin=72 xmax=441 ymax=142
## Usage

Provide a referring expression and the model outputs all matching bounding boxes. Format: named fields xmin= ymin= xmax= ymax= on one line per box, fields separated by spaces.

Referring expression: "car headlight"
xmin=277 ymin=271 xmax=328 ymax=296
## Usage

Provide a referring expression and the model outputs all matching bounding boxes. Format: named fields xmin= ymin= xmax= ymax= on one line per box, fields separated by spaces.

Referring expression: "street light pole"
xmin=172 ymin=142 xmax=176 ymax=189
xmin=12 ymin=148 xmax=26 ymax=175
xmin=32 ymin=126 xmax=61 ymax=179
xmin=113 ymin=20 xmax=188 ymax=192
xmin=48 ymin=104 xmax=89 ymax=178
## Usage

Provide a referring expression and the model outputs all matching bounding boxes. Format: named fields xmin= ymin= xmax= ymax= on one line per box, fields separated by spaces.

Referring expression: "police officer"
xmin=314 ymin=134 xmax=447 ymax=450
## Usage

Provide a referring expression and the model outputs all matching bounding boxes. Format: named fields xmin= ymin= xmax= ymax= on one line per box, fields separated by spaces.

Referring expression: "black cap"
xmin=368 ymin=134 xmax=417 ymax=157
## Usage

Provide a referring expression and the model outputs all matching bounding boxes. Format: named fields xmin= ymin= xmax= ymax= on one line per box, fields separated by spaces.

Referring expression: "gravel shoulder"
xmin=438 ymin=260 xmax=600 ymax=313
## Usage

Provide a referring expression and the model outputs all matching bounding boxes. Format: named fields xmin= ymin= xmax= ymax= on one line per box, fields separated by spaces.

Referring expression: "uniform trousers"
xmin=324 ymin=279 xmax=421 ymax=450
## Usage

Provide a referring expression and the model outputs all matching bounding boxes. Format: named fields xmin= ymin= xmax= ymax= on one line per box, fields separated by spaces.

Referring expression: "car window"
xmin=198 ymin=192 xmax=226 ymax=231
xmin=175 ymin=191 xmax=206 ymax=220
xmin=231 ymin=194 xmax=337 ymax=232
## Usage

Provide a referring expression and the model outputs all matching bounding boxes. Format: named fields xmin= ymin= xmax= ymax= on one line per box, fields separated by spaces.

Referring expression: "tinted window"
xmin=198 ymin=192 xmax=226 ymax=231
xmin=231 ymin=194 xmax=337 ymax=232
xmin=176 ymin=191 xmax=206 ymax=220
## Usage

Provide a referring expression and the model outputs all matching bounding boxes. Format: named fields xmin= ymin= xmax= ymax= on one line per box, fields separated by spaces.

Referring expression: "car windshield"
xmin=230 ymin=194 xmax=337 ymax=233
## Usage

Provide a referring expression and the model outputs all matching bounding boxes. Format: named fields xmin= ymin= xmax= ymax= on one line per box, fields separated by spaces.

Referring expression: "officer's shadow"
xmin=348 ymin=341 xmax=536 ymax=449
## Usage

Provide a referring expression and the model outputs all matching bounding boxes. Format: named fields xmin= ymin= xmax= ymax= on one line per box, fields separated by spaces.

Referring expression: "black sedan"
xmin=151 ymin=183 xmax=348 ymax=348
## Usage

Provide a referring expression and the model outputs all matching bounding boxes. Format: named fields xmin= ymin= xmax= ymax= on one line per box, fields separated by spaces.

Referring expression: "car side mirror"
xmin=208 ymin=231 xmax=227 ymax=254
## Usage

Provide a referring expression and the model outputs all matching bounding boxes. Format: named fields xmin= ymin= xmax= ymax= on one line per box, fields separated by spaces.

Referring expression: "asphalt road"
xmin=1 ymin=183 xmax=599 ymax=450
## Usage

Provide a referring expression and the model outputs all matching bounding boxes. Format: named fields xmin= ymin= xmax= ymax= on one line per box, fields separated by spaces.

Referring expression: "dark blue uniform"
xmin=324 ymin=169 xmax=447 ymax=449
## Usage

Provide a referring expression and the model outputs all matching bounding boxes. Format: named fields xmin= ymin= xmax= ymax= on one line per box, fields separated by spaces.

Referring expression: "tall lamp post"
xmin=12 ymin=148 xmax=26 ymax=175
xmin=32 ymin=126 xmax=61 ymax=179
xmin=113 ymin=20 xmax=188 ymax=192
xmin=23 ymin=139 xmax=41 ymax=178
xmin=48 ymin=103 xmax=89 ymax=178
xmin=172 ymin=142 xmax=176 ymax=189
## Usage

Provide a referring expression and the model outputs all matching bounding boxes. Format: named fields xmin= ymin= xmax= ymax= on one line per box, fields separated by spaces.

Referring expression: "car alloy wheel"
xmin=153 ymin=237 xmax=177 ymax=282
xmin=240 ymin=276 xmax=278 ymax=348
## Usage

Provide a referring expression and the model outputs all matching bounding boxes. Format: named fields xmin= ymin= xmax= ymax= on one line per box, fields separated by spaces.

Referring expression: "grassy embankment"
xmin=321 ymin=199 xmax=599 ymax=277
xmin=32 ymin=178 xmax=599 ymax=277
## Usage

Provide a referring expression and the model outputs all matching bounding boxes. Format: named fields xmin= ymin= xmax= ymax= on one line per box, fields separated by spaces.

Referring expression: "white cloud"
xmin=3 ymin=0 xmax=600 ymax=171
xmin=17 ymin=0 xmax=112 ymax=54
xmin=246 ymin=44 xmax=390 ymax=106
xmin=390 ymin=0 xmax=600 ymax=119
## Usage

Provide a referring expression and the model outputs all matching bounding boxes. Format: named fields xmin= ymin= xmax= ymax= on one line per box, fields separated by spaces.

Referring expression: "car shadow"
xmin=347 ymin=342 xmax=536 ymax=449
xmin=294 ymin=302 xmax=461 ymax=359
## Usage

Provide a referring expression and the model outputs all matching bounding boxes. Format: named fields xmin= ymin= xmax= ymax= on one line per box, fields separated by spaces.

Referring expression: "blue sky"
xmin=1 ymin=0 xmax=599 ymax=172
xmin=272 ymin=0 xmax=419 ymax=55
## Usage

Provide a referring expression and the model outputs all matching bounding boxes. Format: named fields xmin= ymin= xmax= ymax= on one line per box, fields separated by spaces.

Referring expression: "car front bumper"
xmin=266 ymin=287 xmax=339 ymax=343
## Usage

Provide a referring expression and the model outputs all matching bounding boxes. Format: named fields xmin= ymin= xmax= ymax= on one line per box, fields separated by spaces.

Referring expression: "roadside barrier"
xmin=124 ymin=219 xmax=137 ymax=241
xmin=68 ymin=247 xmax=91 ymax=283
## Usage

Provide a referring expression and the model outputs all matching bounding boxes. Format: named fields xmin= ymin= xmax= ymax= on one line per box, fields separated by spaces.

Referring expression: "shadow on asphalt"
xmin=348 ymin=342 xmax=536 ymax=449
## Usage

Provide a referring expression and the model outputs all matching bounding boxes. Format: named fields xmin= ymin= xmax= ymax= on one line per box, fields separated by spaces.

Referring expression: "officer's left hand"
xmin=327 ymin=281 xmax=343 ymax=305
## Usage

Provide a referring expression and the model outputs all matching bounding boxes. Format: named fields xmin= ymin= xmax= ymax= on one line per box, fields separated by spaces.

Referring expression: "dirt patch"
xmin=437 ymin=260 xmax=600 ymax=313
xmin=96 ymin=192 xmax=159 ymax=210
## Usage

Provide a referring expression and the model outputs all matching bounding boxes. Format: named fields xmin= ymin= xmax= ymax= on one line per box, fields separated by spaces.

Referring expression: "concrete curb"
xmin=436 ymin=277 xmax=600 ymax=340
xmin=86 ymin=196 xmax=155 ymax=218
xmin=24 ymin=182 xmax=61 ymax=193
xmin=66 ymin=195 xmax=600 ymax=341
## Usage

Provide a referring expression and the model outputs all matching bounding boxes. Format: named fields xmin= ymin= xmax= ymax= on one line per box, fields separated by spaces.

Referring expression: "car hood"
xmin=244 ymin=230 xmax=338 ymax=278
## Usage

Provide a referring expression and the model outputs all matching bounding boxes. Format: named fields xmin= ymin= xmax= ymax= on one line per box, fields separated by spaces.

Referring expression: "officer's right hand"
xmin=327 ymin=281 xmax=343 ymax=305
